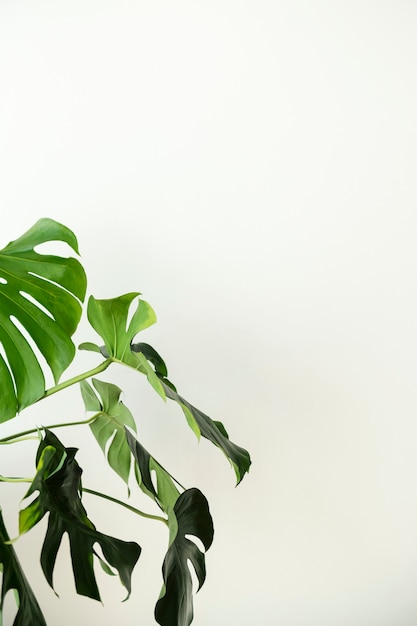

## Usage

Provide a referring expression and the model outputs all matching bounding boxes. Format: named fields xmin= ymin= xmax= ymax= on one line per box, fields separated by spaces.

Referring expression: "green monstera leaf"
xmin=125 ymin=429 xmax=182 ymax=514
xmin=80 ymin=292 xmax=251 ymax=485
xmin=155 ymin=488 xmax=214 ymax=626
xmin=0 ymin=509 xmax=47 ymax=626
xmin=19 ymin=430 xmax=141 ymax=601
xmin=80 ymin=378 xmax=137 ymax=486
xmin=80 ymin=293 xmax=165 ymax=399
xmin=126 ymin=431 xmax=213 ymax=626
xmin=0 ymin=218 xmax=87 ymax=422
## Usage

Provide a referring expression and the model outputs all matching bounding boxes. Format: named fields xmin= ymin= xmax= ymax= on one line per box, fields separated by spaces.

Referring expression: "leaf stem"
xmin=83 ymin=487 xmax=168 ymax=525
xmin=0 ymin=435 xmax=40 ymax=445
xmin=0 ymin=475 xmax=32 ymax=483
xmin=42 ymin=359 xmax=112 ymax=399
xmin=0 ymin=415 xmax=98 ymax=445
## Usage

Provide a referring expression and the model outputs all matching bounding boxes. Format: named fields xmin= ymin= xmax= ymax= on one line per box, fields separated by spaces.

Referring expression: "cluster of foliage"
xmin=0 ymin=219 xmax=251 ymax=626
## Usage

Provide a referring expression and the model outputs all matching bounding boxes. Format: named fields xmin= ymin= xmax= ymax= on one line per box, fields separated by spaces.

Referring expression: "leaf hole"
xmin=9 ymin=315 xmax=54 ymax=387
xmin=126 ymin=297 xmax=139 ymax=334
xmin=1 ymin=588 xmax=19 ymax=625
xmin=0 ymin=277 xmax=7 ymax=285
xmin=20 ymin=291 xmax=55 ymax=321
xmin=93 ymin=544 xmax=117 ymax=576
xmin=186 ymin=557 xmax=200 ymax=592
xmin=150 ymin=468 xmax=158 ymax=493
xmin=0 ymin=340 xmax=16 ymax=395
xmin=185 ymin=534 xmax=205 ymax=554
xmin=104 ymin=429 xmax=117 ymax=457
xmin=34 ymin=241 xmax=72 ymax=258
xmin=28 ymin=272 xmax=80 ymax=303
xmin=21 ymin=490 xmax=39 ymax=508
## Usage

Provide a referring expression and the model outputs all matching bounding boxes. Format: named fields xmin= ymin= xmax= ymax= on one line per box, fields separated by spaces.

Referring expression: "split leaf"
xmin=0 ymin=218 xmax=86 ymax=421
xmin=19 ymin=430 xmax=141 ymax=601
xmin=84 ymin=330 xmax=252 ymax=485
xmin=155 ymin=488 xmax=214 ymax=626
xmin=80 ymin=378 xmax=137 ymax=486
xmin=83 ymin=293 xmax=165 ymax=399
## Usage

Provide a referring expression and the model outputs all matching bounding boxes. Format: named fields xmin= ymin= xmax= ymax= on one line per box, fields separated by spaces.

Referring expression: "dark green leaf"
xmin=0 ymin=508 xmax=47 ymax=626
xmin=159 ymin=380 xmax=251 ymax=485
xmin=131 ymin=342 xmax=168 ymax=377
xmin=19 ymin=430 xmax=141 ymax=601
xmin=80 ymin=379 xmax=137 ymax=485
xmin=84 ymin=292 xmax=250 ymax=483
xmin=213 ymin=421 xmax=229 ymax=438
xmin=125 ymin=429 xmax=181 ymax=513
xmin=0 ymin=218 xmax=87 ymax=421
xmin=127 ymin=341 xmax=251 ymax=484
xmin=129 ymin=344 xmax=251 ymax=484
xmin=155 ymin=488 xmax=214 ymax=626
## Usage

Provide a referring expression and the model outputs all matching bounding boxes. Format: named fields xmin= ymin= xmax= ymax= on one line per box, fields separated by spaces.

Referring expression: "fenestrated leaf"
xmin=125 ymin=429 xmax=181 ymax=513
xmin=0 ymin=218 xmax=87 ymax=421
xmin=0 ymin=509 xmax=47 ymax=626
xmin=84 ymin=293 xmax=166 ymax=399
xmin=19 ymin=430 xmax=141 ymax=601
xmin=80 ymin=378 xmax=137 ymax=485
xmin=155 ymin=488 xmax=214 ymax=626
xmin=82 ymin=294 xmax=250 ymax=483
xmin=86 ymin=293 xmax=155 ymax=365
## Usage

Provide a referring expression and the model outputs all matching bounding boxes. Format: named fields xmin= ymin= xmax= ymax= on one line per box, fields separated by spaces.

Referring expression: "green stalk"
xmin=0 ymin=415 xmax=99 ymax=445
xmin=0 ymin=476 xmax=31 ymax=483
xmin=83 ymin=487 xmax=168 ymax=525
xmin=0 ymin=360 xmax=112 ymax=444
xmin=42 ymin=358 xmax=112 ymax=399
xmin=0 ymin=435 xmax=39 ymax=445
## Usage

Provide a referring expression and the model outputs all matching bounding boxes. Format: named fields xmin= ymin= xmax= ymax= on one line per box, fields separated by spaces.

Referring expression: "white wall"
xmin=1 ymin=1 xmax=417 ymax=624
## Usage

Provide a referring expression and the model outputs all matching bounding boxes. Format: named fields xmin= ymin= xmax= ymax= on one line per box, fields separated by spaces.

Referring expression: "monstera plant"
xmin=0 ymin=219 xmax=251 ymax=626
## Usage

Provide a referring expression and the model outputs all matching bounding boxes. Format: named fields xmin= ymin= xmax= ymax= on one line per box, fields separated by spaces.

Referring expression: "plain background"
xmin=1 ymin=1 xmax=417 ymax=624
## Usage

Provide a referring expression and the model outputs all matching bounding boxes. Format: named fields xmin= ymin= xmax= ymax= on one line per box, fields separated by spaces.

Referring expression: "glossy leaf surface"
xmin=86 ymin=293 xmax=156 ymax=364
xmin=83 ymin=293 xmax=166 ymax=399
xmin=125 ymin=429 xmax=181 ymax=513
xmin=19 ymin=430 xmax=141 ymax=601
xmin=0 ymin=509 xmax=47 ymax=626
xmin=131 ymin=343 xmax=251 ymax=484
xmin=159 ymin=380 xmax=251 ymax=485
xmin=0 ymin=218 xmax=86 ymax=421
xmin=131 ymin=342 xmax=168 ymax=377
xmin=80 ymin=378 xmax=137 ymax=485
xmin=155 ymin=489 xmax=214 ymax=626
xmin=91 ymin=337 xmax=251 ymax=485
